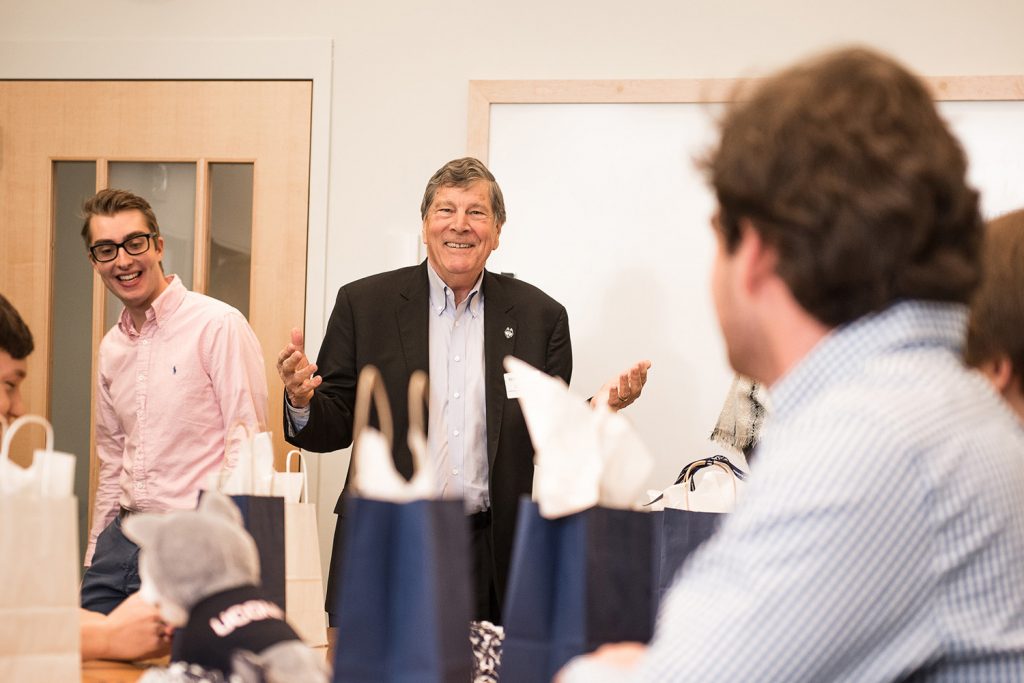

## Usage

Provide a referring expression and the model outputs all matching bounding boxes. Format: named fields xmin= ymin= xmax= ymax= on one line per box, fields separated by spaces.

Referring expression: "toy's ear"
xmin=122 ymin=514 xmax=164 ymax=547
xmin=198 ymin=490 xmax=244 ymax=526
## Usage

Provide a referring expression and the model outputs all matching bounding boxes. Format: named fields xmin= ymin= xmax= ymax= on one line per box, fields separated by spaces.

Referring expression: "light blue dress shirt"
xmin=568 ymin=301 xmax=1024 ymax=682
xmin=425 ymin=264 xmax=489 ymax=513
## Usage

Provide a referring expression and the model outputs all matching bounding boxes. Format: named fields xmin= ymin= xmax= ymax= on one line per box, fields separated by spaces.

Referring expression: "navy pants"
xmin=80 ymin=514 xmax=141 ymax=615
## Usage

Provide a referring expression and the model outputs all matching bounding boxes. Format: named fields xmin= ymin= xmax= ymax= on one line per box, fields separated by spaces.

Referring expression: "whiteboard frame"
xmin=467 ymin=75 xmax=1024 ymax=484
xmin=467 ymin=76 xmax=1024 ymax=161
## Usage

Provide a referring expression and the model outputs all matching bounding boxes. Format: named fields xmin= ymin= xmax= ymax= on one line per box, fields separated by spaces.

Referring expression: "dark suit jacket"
xmin=285 ymin=261 xmax=572 ymax=605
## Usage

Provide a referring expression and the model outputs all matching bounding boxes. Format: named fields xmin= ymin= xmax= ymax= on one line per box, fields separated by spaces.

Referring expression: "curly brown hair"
xmin=703 ymin=47 xmax=983 ymax=327
xmin=965 ymin=209 xmax=1024 ymax=383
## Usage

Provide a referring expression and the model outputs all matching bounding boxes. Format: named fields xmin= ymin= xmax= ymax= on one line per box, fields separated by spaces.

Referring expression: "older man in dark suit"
xmin=278 ymin=157 xmax=649 ymax=628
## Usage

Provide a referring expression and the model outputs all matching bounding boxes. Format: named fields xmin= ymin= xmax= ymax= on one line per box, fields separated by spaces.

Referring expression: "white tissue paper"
xmin=503 ymin=356 xmax=653 ymax=519
xmin=351 ymin=426 xmax=435 ymax=503
xmin=645 ymin=460 xmax=743 ymax=513
xmin=218 ymin=426 xmax=277 ymax=496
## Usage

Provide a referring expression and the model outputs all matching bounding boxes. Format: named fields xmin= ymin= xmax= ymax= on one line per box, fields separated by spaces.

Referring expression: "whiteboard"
xmin=483 ymin=90 xmax=1024 ymax=490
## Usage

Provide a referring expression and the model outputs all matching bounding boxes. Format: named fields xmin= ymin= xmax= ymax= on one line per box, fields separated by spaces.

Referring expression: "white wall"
xmin=5 ymin=1 xmax=1024 ymax=302
xmin=5 ymin=0 xmax=1024 ymax=581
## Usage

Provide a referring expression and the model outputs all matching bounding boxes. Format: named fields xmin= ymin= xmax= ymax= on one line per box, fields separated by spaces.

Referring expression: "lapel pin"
xmin=504 ymin=327 xmax=514 ymax=339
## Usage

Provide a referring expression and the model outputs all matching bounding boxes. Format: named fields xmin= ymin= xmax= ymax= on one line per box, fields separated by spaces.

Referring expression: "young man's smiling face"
xmin=87 ymin=209 xmax=168 ymax=324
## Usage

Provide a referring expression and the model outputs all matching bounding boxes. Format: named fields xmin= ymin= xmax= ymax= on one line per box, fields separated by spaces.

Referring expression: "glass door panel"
xmin=105 ymin=162 xmax=196 ymax=331
xmin=50 ymin=160 xmax=98 ymax=558
xmin=207 ymin=163 xmax=254 ymax=318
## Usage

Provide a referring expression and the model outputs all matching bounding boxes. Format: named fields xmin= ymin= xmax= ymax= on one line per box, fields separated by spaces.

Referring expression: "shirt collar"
xmin=426 ymin=262 xmax=484 ymax=318
xmin=117 ymin=274 xmax=185 ymax=336
xmin=768 ymin=300 xmax=969 ymax=419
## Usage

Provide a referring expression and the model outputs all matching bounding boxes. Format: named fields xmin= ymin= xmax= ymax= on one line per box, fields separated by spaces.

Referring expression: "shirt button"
xmin=453 ymin=430 xmax=460 ymax=437
xmin=452 ymin=468 xmax=459 ymax=476
xmin=134 ymin=482 xmax=144 ymax=490
xmin=141 ymin=340 xmax=149 ymax=345
xmin=137 ymin=374 xmax=144 ymax=381
xmin=454 ymin=355 xmax=461 ymax=362
xmin=453 ymin=392 xmax=460 ymax=399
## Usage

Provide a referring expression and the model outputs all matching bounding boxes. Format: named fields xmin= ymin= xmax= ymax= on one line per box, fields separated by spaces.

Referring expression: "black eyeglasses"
xmin=89 ymin=233 xmax=158 ymax=262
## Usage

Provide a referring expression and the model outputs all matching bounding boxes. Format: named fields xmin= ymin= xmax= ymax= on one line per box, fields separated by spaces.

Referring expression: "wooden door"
xmin=0 ymin=81 xmax=311 ymax=545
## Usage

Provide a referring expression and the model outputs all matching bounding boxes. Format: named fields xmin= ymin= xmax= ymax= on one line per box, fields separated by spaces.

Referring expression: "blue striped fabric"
xmin=632 ymin=301 xmax=1024 ymax=681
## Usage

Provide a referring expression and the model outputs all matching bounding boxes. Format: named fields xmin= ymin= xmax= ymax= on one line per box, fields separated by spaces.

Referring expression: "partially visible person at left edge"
xmin=0 ymin=292 xmax=30 ymax=424
xmin=0 ymin=292 xmax=172 ymax=660
xmin=79 ymin=189 xmax=269 ymax=615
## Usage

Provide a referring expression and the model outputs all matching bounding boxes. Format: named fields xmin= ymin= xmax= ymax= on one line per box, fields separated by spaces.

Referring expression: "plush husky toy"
xmin=123 ymin=491 xmax=328 ymax=683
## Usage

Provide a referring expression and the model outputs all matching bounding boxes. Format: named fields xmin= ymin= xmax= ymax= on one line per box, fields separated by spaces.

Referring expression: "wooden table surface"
xmin=81 ymin=656 xmax=167 ymax=683
xmin=82 ymin=647 xmax=329 ymax=682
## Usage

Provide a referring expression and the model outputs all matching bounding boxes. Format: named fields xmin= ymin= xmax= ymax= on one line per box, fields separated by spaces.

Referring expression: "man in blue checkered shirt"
xmin=560 ymin=47 xmax=1024 ymax=682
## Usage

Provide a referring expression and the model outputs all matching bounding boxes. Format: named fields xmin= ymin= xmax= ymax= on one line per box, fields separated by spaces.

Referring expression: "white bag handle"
xmin=284 ymin=449 xmax=310 ymax=503
xmin=0 ymin=414 xmax=54 ymax=460
xmin=0 ymin=414 xmax=56 ymax=493
xmin=406 ymin=370 xmax=432 ymax=483
xmin=351 ymin=368 xmax=435 ymax=500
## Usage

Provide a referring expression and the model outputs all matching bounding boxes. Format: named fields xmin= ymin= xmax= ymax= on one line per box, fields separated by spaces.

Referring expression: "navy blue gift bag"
xmin=648 ymin=456 xmax=741 ymax=616
xmin=650 ymin=507 xmax=721 ymax=614
xmin=197 ymin=491 xmax=287 ymax=612
xmin=332 ymin=496 xmax=472 ymax=682
xmin=501 ymin=498 xmax=653 ymax=683
xmin=231 ymin=495 xmax=287 ymax=612
xmin=332 ymin=367 xmax=473 ymax=683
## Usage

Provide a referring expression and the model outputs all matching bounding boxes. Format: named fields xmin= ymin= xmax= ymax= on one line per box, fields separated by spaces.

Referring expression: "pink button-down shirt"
xmin=86 ymin=276 xmax=268 ymax=563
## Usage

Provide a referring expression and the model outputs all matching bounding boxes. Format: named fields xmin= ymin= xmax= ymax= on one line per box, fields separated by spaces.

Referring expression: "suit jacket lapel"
xmin=483 ymin=271 xmax=516 ymax=469
xmin=397 ymin=262 xmax=430 ymax=376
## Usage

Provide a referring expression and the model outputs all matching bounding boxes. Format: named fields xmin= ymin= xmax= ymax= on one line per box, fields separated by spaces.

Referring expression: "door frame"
xmin=0 ymin=38 xmax=334 ymax=367
xmin=1 ymin=40 xmax=333 ymax=506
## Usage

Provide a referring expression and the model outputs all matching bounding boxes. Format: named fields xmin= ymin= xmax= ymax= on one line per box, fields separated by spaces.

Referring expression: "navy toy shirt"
xmin=172 ymin=584 xmax=300 ymax=676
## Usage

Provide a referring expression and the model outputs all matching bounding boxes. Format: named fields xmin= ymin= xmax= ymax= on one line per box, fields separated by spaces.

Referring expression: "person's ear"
xmin=982 ymin=355 xmax=1015 ymax=394
xmin=736 ymin=218 xmax=778 ymax=296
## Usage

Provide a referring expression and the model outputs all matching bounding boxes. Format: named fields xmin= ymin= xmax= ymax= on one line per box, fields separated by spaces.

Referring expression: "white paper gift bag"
xmin=277 ymin=450 xmax=328 ymax=647
xmin=0 ymin=414 xmax=80 ymax=681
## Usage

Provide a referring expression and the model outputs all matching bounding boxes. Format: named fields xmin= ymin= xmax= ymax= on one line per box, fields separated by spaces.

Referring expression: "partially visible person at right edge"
xmin=560 ymin=47 xmax=1024 ymax=681
xmin=965 ymin=208 xmax=1024 ymax=424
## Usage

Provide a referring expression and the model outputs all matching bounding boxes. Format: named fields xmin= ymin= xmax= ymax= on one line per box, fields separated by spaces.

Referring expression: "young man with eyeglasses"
xmin=79 ymin=189 xmax=269 ymax=615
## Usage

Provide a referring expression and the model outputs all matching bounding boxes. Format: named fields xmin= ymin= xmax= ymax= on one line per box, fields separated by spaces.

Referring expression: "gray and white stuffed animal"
xmin=123 ymin=491 xmax=328 ymax=683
